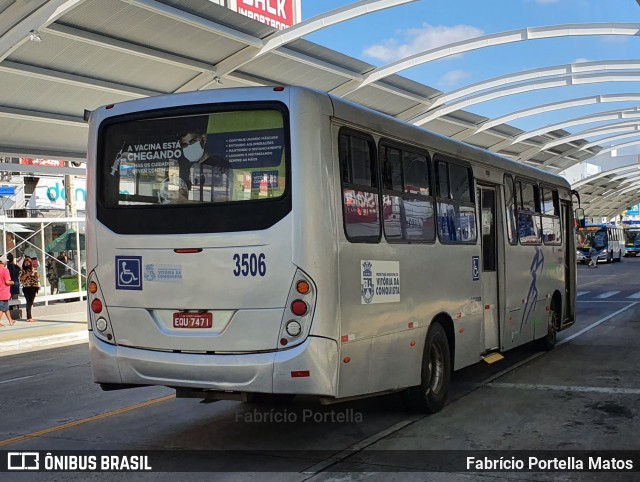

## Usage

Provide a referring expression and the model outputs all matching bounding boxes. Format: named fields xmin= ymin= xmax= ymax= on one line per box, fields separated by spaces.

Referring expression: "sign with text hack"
xmin=209 ymin=0 xmax=300 ymax=29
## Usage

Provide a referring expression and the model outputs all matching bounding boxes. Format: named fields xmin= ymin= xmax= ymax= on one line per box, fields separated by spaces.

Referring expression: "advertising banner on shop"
xmin=210 ymin=0 xmax=301 ymax=29
xmin=27 ymin=176 xmax=86 ymax=211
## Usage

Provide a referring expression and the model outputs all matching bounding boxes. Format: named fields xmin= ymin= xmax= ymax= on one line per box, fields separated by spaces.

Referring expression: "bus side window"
xmin=380 ymin=141 xmax=435 ymax=243
xmin=339 ymin=129 xmax=381 ymax=243
xmin=541 ymin=187 xmax=562 ymax=245
xmin=435 ymin=159 xmax=477 ymax=243
xmin=504 ymin=174 xmax=518 ymax=245
xmin=517 ymin=180 xmax=542 ymax=245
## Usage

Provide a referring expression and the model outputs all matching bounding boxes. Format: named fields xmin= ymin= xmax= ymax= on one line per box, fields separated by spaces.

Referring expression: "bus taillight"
xmin=278 ymin=269 xmax=317 ymax=349
xmin=291 ymin=300 xmax=307 ymax=316
xmin=87 ymin=271 xmax=116 ymax=345
xmin=296 ymin=280 xmax=310 ymax=294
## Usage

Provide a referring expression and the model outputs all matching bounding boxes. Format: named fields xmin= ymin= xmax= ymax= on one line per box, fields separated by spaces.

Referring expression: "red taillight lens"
xmin=91 ymin=299 xmax=103 ymax=313
xmin=291 ymin=300 xmax=307 ymax=316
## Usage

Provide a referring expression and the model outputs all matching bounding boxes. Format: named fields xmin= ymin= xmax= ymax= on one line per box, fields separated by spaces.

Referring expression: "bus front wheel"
xmin=404 ymin=322 xmax=451 ymax=413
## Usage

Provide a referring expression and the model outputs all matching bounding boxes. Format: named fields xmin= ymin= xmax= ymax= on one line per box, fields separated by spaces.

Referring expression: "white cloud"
xmin=362 ymin=23 xmax=484 ymax=63
xmin=439 ymin=70 xmax=471 ymax=87
xmin=573 ymin=58 xmax=591 ymax=63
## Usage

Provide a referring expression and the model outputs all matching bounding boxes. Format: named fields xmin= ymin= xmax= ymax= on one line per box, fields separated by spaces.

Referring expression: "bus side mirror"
xmin=575 ymin=208 xmax=586 ymax=228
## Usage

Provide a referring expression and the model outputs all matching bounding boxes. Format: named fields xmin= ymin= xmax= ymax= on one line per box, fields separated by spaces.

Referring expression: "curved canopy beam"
xmin=329 ymin=23 xmax=640 ymax=97
xmin=585 ymin=183 xmax=640 ymax=215
xmin=518 ymin=119 xmax=640 ymax=161
xmin=452 ymin=93 xmax=640 ymax=141
xmin=210 ymin=0 xmax=418 ymax=82
xmin=512 ymin=107 xmax=640 ymax=145
xmin=429 ymin=60 xmax=640 ymax=112
xmin=546 ymin=137 xmax=640 ymax=169
xmin=0 ymin=60 xmax=159 ymax=98
xmin=121 ymin=0 xmax=262 ymax=46
xmin=412 ymin=70 xmax=640 ymax=126
xmin=594 ymin=138 xmax=640 ymax=157
xmin=0 ymin=106 xmax=85 ymax=127
xmin=36 ymin=1 xmax=431 ymax=106
xmin=573 ymin=164 xmax=640 ymax=189
xmin=572 ymin=130 xmax=640 ymax=151
xmin=0 ymin=0 xmax=87 ymax=62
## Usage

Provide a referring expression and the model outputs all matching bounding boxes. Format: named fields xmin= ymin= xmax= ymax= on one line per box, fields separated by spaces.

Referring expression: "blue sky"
xmin=298 ymin=0 xmax=640 ymax=155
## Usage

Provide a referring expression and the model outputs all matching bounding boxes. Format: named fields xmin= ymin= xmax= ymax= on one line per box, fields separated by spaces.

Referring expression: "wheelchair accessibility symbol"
xmin=115 ymin=256 xmax=142 ymax=290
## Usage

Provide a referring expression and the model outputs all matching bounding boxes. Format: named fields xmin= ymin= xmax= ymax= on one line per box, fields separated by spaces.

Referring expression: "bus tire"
xmin=403 ymin=322 xmax=451 ymax=413
xmin=535 ymin=299 xmax=559 ymax=351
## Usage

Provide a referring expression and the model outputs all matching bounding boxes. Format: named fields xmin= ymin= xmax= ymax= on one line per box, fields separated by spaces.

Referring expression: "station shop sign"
xmin=210 ymin=0 xmax=301 ymax=29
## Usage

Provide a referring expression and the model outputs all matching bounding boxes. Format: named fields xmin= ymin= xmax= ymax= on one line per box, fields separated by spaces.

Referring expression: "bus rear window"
xmin=100 ymin=109 xmax=286 ymax=207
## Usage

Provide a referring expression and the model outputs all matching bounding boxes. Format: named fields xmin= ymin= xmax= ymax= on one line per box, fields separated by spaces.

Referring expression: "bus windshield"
xmin=625 ymin=229 xmax=640 ymax=247
xmin=576 ymin=228 xmax=606 ymax=250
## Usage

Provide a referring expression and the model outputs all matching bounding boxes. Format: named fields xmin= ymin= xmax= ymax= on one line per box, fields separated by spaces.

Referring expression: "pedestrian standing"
xmin=56 ymin=251 xmax=68 ymax=277
xmin=19 ymin=257 xmax=40 ymax=322
xmin=46 ymin=253 xmax=59 ymax=295
xmin=0 ymin=255 xmax=15 ymax=326
xmin=588 ymin=246 xmax=598 ymax=268
xmin=6 ymin=253 xmax=20 ymax=300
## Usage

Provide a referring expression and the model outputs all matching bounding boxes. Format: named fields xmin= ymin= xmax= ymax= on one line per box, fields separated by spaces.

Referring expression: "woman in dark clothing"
xmin=19 ymin=257 xmax=40 ymax=322
xmin=6 ymin=253 xmax=20 ymax=299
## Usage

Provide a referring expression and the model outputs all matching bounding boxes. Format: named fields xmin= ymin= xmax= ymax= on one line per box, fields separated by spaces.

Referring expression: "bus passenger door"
xmin=561 ymin=200 xmax=576 ymax=324
xmin=479 ymin=185 xmax=499 ymax=352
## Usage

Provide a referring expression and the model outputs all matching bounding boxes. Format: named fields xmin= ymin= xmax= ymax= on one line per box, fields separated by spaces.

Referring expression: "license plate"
xmin=173 ymin=312 xmax=212 ymax=328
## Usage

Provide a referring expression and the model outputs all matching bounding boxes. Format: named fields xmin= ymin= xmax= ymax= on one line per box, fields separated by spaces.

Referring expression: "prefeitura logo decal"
xmin=361 ymin=261 xmax=374 ymax=304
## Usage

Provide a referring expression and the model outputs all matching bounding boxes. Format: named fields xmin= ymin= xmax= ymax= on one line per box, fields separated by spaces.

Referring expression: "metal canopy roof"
xmin=1 ymin=0 xmax=630 ymax=216
xmin=572 ymin=165 xmax=640 ymax=219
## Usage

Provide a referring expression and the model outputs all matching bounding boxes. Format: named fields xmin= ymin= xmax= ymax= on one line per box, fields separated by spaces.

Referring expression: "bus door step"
xmin=482 ymin=351 xmax=504 ymax=364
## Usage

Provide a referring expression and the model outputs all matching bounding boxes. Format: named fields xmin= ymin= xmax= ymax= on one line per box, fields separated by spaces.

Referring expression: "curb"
xmin=0 ymin=331 xmax=88 ymax=357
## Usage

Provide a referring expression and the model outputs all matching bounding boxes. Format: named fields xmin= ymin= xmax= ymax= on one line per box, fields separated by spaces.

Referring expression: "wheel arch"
xmin=429 ymin=312 xmax=455 ymax=373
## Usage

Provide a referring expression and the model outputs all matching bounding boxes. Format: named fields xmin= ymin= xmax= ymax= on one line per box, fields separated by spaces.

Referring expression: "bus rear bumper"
xmin=89 ymin=334 xmax=339 ymax=397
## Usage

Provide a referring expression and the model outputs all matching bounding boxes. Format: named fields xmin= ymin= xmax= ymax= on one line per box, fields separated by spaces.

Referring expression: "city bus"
xmin=575 ymin=224 xmax=624 ymax=263
xmin=623 ymin=223 xmax=640 ymax=256
xmin=86 ymin=86 xmax=577 ymax=413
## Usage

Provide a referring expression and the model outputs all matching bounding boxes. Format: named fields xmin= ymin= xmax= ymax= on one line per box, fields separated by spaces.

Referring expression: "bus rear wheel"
xmin=403 ymin=322 xmax=451 ymax=413
xmin=535 ymin=302 xmax=559 ymax=351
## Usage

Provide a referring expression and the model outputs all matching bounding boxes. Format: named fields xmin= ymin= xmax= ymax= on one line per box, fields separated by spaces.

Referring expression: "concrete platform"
xmin=0 ymin=300 xmax=87 ymax=357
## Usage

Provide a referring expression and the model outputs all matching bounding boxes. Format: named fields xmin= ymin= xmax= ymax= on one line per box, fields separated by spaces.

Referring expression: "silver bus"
xmin=86 ymin=86 xmax=577 ymax=413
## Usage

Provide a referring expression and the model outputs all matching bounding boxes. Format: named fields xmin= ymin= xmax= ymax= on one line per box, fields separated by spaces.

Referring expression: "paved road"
xmin=0 ymin=259 xmax=639 ymax=480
